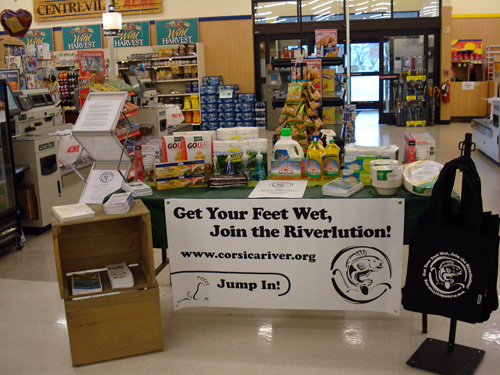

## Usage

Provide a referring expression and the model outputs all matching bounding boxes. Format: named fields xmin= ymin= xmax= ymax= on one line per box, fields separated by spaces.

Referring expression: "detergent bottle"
xmin=274 ymin=128 xmax=304 ymax=160
xmin=324 ymin=139 xmax=341 ymax=179
xmin=306 ymin=135 xmax=324 ymax=181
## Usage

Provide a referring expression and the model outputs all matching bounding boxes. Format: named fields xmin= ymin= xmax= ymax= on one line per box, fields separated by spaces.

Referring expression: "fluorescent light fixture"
xmin=356 ymin=1 xmax=369 ymax=5
xmin=264 ymin=2 xmax=286 ymax=8
xmin=311 ymin=0 xmax=333 ymax=10
xmin=286 ymin=1 xmax=297 ymax=4
xmin=372 ymin=7 xmax=389 ymax=11
xmin=272 ymin=18 xmax=288 ymax=23
xmin=256 ymin=12 xmax=272 ymax=16
xmin=355 ymin=6 xmax=368 ymax=11
xmin=317 ymin=14 xmax=331 ymax=21
xmin=263 ymin=15 xmax=280 ymax=20
xmin=314 ymin=7 xmax=331 ymax=14
xmin=316 ymin=10 xmax=331 ymax=17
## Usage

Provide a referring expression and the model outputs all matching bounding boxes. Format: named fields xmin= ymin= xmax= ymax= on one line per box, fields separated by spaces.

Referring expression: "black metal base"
xmin=407 ymin=338 xmax=485 ymax=375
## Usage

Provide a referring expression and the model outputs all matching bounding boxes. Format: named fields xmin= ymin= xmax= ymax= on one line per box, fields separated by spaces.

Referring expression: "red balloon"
xmin=1 ymin=9 xmax=33 ymax=38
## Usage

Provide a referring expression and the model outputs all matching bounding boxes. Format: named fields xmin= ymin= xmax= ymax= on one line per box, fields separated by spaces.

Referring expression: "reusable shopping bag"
xmin=402 ymin=156 xmax=499 ymax=324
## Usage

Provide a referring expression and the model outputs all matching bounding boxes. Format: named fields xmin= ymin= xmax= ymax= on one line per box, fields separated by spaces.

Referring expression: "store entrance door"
xmin=379 ymin=34 xmax=434 ymax=125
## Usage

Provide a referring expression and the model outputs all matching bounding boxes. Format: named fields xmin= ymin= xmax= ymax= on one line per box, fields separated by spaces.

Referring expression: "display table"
xmin=137 ymin=184 xmax=446 ymax=249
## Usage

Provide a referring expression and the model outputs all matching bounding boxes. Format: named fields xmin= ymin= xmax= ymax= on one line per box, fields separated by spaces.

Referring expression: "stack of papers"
xmin=104 ymin=192 xmax=134 ymax=215
xmin=106 ymin=262 xmax=134 ymax=289
xmin=51 ymin=203 xmax=95 ymax=223
xmin=72 ymin=272 xmax=102 ymax=295
xmin=122 ymin=181 xmax=153 ymax=197
xmin=322 ymin=178 xmax=365 ymax=197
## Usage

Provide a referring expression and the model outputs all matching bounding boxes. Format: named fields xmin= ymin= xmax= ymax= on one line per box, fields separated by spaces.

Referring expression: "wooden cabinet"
xmin=52 ymin=200 xmax=163 ymax=366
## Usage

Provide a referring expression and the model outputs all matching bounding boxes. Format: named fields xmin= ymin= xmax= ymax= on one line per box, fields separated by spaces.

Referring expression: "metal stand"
xmin=407 ymin=134 xmax=485 ymax=375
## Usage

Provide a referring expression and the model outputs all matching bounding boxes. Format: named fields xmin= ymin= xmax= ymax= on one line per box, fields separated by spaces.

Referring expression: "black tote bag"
xmin=402 ymin=156 xmax=499 ymax=324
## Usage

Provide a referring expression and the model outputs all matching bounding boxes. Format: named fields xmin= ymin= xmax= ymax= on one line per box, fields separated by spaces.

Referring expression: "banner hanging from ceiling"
xmin=33 ymin=0 xmax=163 ymax=22
xmin=114 ymin=22 xmax=150 ymax=48
xmin=62 ymin=25 xmax=102 ymax=50
xmin=22 ymin=28 xmax=54 ymax=51
xmin=156 ymin=18 xmax=199 ymax=45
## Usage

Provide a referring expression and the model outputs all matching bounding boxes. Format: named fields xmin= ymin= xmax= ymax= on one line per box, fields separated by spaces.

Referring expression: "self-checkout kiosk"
xmin=12 ymin=88 xmax=90 ymax=232
xmin=266 ymin=67 xmax=286 ymax=131
xmin=122 ymin=72 xmax=167 ymax=136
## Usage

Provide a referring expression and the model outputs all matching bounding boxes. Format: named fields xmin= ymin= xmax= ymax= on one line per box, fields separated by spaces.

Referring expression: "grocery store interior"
xmin=1 ymin=0 xmax=500 ymax=374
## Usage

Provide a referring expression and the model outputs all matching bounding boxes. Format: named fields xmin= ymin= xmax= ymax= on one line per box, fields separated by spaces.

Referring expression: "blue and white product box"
xmin=254 ymin=111 xmax=267 ymax=120
xmin=236 ymin=121 xmax=255 ymax=127
xmin=235 ymin=102 xmax=254 ymax=112
xmin=218 ymin=112 xmax=236 ymax=121
xmin=200 ymin=95 xmax=218 ymax=104
xmin=219 ymin=121 xmax=236 ymax=128
xmin=236 ymin=112 xmax=254 ymax=121
xmin=255 ymin=120 xmax=267 ymax=128
xmin=185 ymin=82 xmax=192 ymax=93
xmin=200 ymin=85 xmax=218 ymax=95
xmin=202 ymin=76 xmax=223 ymax=86
xmin=201 ymin=112 xmax=218 ymax=122
xmin=218 ymin=103 xmax=235 ymax=113
xmin=218 ymin=97 xmax=236 ymax=103
xmin=254 ymin=101 xmax=266 ymax=110
xmin=202 ymin=122 xmax=219 ymax=131
xmin=201 ymin=103 xmax=218 ymax=113
xmin=238 ymin=93 xmax=256 ymax=102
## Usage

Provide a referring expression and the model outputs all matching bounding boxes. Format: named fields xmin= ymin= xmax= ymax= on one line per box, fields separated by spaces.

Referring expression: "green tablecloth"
xmin=138 ymin=184 xmax=440 ymax=248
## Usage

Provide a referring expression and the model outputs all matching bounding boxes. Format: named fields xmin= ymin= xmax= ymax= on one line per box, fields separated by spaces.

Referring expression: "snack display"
xmin=275 ymin=82 xmax=324 ymax=153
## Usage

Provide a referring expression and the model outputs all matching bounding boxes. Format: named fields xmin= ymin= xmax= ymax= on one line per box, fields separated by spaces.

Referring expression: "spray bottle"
xmin=211 ymin=155 xmax=221 ymax=176
xmin=224 ymin=153 xmax=235 ymax=175
xmin=240 ymin=147 xmax=252 ymax=181
xmin=253 ymin=147 xmax=267 ymax=181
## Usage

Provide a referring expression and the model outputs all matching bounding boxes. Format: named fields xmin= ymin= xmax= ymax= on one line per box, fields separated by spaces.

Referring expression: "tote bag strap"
xmin=429 ymin=156 xmax=483 ymax=232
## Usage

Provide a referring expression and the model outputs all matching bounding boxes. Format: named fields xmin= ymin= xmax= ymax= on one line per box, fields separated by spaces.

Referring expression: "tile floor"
xmin=1 ymin=113 xmax=499 ymax=374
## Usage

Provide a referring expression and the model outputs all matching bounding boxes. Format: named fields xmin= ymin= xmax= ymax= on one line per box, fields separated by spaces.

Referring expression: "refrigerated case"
xmin=0 ymin=79 xmax=23 ymax=254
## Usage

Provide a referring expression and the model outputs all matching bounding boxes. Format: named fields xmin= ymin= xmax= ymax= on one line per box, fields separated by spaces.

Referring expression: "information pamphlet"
xmin=248 ymin=180 xmax=308 ymax=198
xmin=72 ymin=272 xmax=102 ymax=295
xmin=51 ymin=203 xmax=95 ymax=223
xmin=322 ymin=178 xmax=364 ymax=197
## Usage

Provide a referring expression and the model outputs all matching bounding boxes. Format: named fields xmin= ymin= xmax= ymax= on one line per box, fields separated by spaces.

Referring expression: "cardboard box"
xmin=271 ymin=159 xmax=303 ymax=179
xmin=403 ymin=132 xmax=436 ymax=164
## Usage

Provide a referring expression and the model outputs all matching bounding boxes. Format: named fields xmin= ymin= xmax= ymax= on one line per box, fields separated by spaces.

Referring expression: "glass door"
xmin=349 ymin=42 xmax=380 ymax=108
xmin=379 ymin=34 xmax=426 ymax=124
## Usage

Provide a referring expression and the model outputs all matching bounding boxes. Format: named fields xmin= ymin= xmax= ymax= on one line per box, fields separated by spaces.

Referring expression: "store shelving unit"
xmin=396 ymin=71 xmax=427 ymax=127
xmin=52 ymin=200 xmax=163 ymax=365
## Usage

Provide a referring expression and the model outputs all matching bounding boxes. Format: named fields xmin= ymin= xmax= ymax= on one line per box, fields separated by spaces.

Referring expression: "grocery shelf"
xmin=157 ymin=78 xmax=199 ymax=83
xmin=116 ymin=129 xmax=141 ymax=141
xmin=159 ymin=92 xmax=199 ymax=97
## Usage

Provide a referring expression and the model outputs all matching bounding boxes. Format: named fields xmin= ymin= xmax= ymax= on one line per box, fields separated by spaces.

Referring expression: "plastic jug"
xmin=274 ymin=128 xmax=304 ymax=160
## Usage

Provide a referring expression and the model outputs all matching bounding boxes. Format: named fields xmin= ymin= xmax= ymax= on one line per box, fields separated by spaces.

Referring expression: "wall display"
xmin=78 ymin=50 xmax=106 ymax=75
xmin=165 ymin=198 xmax=405 ymax=315
xmin=114 ymin=22 xmax=150 ymax=48
xmin=156 ymin=19 xmax=199 ymax=45
xmin=33 ymin=0 xmax=163 ymax=22
xmin=62 ymin=24 xmax=102 ymax=50
xmin=0 ymin=69 xmax=20 ymax=91
xmin=22 ymin=28 xmax=54 ymax=51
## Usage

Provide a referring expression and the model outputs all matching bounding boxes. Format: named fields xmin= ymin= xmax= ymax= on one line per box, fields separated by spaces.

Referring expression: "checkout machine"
xmin=122 ymin=71 xmax=168 ymax=136
xmin=12 ymin=88 xmax=90 ymax=233
xmin=266 ymin=66 xmax=288 ymax=131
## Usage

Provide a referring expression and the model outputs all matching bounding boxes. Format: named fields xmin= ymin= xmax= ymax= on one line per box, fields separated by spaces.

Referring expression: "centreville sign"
xmin=33 ymin=0 xmax=163 ymax=22
xmin=114 ymin=22 xmax=150 ymax=47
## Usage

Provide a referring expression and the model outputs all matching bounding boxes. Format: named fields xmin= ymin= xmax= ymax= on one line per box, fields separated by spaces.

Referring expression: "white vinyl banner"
xmin=165 ymin=198 xmax=405 ymax=315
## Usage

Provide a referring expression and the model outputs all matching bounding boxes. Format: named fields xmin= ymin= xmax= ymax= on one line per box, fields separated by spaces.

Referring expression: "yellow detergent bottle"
xmin=324 ymin=139 xmax=341 ymax=179
xmin=307 ymin=135 xmax=324 ymax=181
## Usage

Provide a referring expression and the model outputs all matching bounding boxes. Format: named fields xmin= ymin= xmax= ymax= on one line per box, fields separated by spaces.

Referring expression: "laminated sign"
xmin=165 ymin=198 xmax=405 ymax=315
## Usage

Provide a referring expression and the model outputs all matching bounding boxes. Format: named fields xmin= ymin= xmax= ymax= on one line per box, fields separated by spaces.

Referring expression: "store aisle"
xmin=1 ymin=120 xmax=499 ymax=374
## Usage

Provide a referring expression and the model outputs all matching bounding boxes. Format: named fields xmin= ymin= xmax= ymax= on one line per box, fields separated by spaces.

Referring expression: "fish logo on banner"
xmin=422 ymin=252 xmax=472 ymax=298
xmin=331 ymin=246 xmax=392 ymax=303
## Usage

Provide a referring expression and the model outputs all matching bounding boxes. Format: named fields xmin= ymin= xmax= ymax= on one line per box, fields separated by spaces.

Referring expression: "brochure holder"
xmin=72 ymin=92 xmax=133 ymax=204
